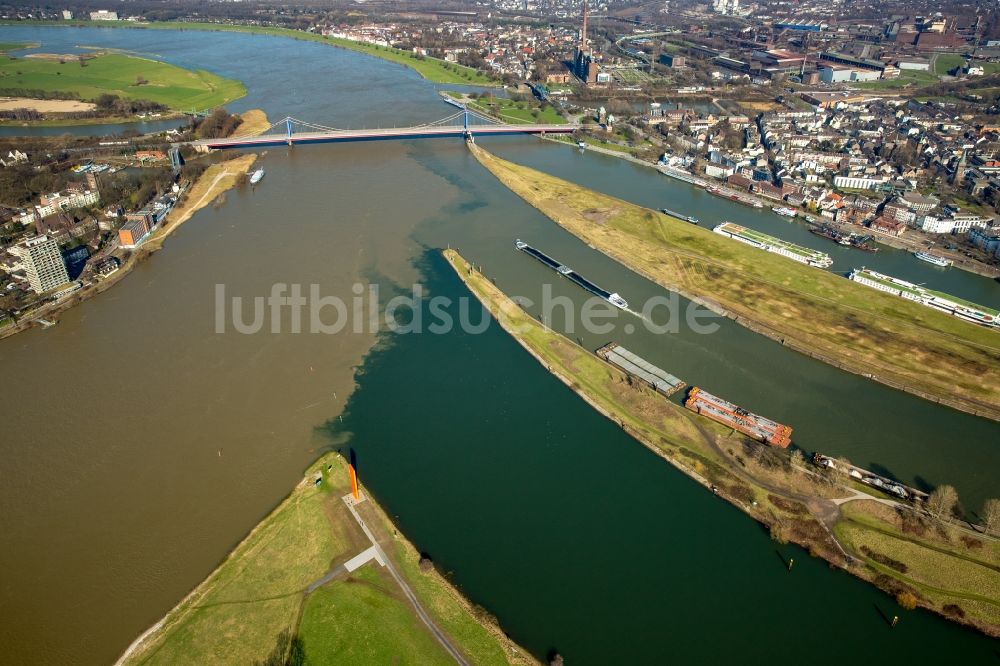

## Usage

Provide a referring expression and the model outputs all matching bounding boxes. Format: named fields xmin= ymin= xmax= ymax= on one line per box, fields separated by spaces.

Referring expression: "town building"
xmin=17 ymin=189 xmax=100 ymax=225
xmin=10 ymin=235 xmax=70 ymax=294
xmin=89 ymin=10 xmax=119 ymax=21
xmin=118 ymin=218 xmax=151 ymax=248
xmin=834 ymin=175 xmax=887 ymax=190
xmin=870 ymin=216 xmax=907 ymax=236
xmin=659 ymin=54 xmax=685 ymax=69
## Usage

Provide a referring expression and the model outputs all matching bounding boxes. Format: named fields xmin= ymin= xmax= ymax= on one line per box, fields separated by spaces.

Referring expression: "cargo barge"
xmin=515 ymin=239 xmax=628 ymax=309
xmin=657 ymin=164 xmax=705 ymax=186
xmin=706 ymin=186 xmax=764 ymax=209
xmin=713 ymin=222 xmax=834 ymax=268
xmin=596 ymin=343 xmax=686 ymax=396
xmin=684 ymin=387 xmax=792 ymax=447
xmin=849 ymin=268 xmax=999 ymax=328
xmin=809 ymin=225 xmax=879 ymax=252
xmin=660 ymin=208 xmax=699 ymax=225
xmin=812 ymin=454 xmax=929 ymax=502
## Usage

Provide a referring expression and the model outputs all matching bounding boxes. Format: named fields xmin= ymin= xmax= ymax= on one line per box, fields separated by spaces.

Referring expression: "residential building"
xmin=969 ymin=227 xmax=1000 ymax=253
xmin=10 ymin=235 xmax=70 ymax=294
xmin=898 ymin=192 xmax=939 ymax=214
xmin=920 ymin=215 xmax=955 ymax=233
xmin=834 ymin=175 xmax=887 ymax=190
xmin=948 ymin=212 xmax=993 ymax=233
xmin=118 ymin=218 xmax=151 ymax=248
xmin=870 ymin=216 xmax=907 ymax=236
xmin=89 ymin=10 xmax=118 ymax=20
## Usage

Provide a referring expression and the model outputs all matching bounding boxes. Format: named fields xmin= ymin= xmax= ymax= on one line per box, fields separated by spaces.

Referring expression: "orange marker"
xmin=348 ymin=463 xmax=360 ymax=500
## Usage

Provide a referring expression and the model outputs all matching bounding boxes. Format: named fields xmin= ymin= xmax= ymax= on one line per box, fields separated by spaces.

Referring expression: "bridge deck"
xmin=196 ymin=123 xmax=577 ymax=149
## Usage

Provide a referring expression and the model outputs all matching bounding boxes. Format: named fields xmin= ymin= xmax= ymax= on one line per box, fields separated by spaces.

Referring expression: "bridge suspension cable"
xmin=231 ymin=108 xmax=511 ymax=138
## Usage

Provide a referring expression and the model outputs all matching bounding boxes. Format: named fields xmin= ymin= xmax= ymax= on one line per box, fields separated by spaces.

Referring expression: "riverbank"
xmin=546 ymin=135 xmax=1000 ymax=279
xmin=142 ymin=152 xmax=258 ymax=250
xmin=235 ymin=108 xmax=270 ymax=136
xmin=1 ymin=19 xmax=495 ymax=87
xmin=443 ymin=247 xmax=1000 ymax=637
xmin=468 ymin=144 xmax=1000 ymax=422
xmin=0 ymin=152 xmax=258 ymax=341
xmin=117 ymin=452 xmax=536 ymax=665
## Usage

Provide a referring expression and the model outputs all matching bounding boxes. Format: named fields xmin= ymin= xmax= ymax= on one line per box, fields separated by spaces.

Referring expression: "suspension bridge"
xmin=191 ymin=107 xmax=578 ymax=150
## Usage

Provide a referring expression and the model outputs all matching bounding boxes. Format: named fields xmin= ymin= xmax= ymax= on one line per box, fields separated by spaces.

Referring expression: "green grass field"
xmin=1 ymin=20 xmax=495 ymax=86
xmin=836 ymin=501 xmax=1000 ymax=626
xmin=0 ymin=41 xmax=31 ymax=51
xmin=468 ymin=145 xmax=1000 ymax=420
xmin=300 ymin=565 xmax=456 ymax=665
xmin=853 ymin=69 xmax=939 ymax=89
xmin=466 ymin=97 xmax=565 ymax=125
xmin=934 ymin=54 xmax=967 ymax=76
xmin=0 ymin=52 xmax=245 ymax=110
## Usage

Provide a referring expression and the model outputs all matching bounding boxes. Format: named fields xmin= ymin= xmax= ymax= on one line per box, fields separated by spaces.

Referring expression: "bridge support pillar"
xmin=462 ymin=108 xmax=474 ymax=143
xmin=286 ymin=117 xmax=293 ymax=146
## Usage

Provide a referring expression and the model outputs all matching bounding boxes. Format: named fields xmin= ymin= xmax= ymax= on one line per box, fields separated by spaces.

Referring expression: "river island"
xmin=443 ymin=246 xmax=1000 ymax=638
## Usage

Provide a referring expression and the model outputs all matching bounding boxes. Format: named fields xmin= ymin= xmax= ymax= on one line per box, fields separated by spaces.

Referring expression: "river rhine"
xmin=0 ymin=25 xmax=996 ymax=664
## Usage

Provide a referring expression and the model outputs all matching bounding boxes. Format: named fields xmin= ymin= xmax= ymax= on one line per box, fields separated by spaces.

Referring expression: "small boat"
xmin=914 ymin=251 xmax=951 ymax=267
xmin=772 ymin=206 xmax=797 ymax=217
xmin=577 ymin=141 xmax=586 ymax=149
xmin=249 ymin=168 xmax=265 ymax=185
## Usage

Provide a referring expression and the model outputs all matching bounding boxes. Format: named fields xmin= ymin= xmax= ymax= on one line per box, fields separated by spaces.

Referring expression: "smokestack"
xmin=581 ymin=0 xmax=589 ymax=52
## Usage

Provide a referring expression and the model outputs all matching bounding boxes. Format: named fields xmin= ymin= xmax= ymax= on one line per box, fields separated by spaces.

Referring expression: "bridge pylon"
xmin=286 ymin=117 xmax=293 ymax=146
xmin=462 ymin=108 xmax=473 ymax=142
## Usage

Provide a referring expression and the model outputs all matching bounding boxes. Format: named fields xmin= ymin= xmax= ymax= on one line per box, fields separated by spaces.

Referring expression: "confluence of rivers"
xmin=0 ymin=25 xmax=996 ymax=665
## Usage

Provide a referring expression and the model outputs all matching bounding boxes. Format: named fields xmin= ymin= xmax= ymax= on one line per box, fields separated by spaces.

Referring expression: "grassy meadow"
xmin=0 ymin=52 xmax=245 ymax=110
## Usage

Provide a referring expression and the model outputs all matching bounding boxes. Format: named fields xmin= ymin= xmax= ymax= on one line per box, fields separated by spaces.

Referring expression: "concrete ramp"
xmin=343 ymin=545 xmax=385 ymax=572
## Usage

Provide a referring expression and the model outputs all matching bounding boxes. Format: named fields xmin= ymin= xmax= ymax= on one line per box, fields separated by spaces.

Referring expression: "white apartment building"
xmin=18 ymin=189 xmax=100 ymax=225
xmin=833 ymin=175 xmax=887 ymax=190
xmin=10 ymin=235 xmax=69 ymax=294
xmin=920 ymin=215 xmax=956 ymax=234
xmin=949 ymin=212 xmax=994 ymax=233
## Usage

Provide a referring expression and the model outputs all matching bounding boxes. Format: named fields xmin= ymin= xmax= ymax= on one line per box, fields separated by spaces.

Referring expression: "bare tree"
xmin=927 ymin=485 xmax=959 ymax=519
xmin=982 ymin=498 xmax=1000 ymax=535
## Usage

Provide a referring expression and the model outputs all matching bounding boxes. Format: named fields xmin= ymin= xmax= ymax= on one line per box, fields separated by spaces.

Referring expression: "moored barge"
xmin=684 ymin=387 xmax=792 ymax=448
